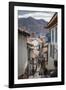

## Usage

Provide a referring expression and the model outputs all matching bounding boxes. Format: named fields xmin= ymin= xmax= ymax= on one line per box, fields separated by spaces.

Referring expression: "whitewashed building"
xmin=18 ymin=28 xmax=30 ymax=78
xmin=45 ymin=13 xmax=58 ymax=70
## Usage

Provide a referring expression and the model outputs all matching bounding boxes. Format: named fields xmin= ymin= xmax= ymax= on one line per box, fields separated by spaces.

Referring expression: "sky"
xmin=18 ymin=10 xmax=55 ymax=22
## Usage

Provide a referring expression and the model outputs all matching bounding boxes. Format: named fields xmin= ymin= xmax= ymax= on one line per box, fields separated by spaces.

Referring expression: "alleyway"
xmin=29 ymin=64 xmax=50 ymax=79
xmin=29 ymin=64 xmax=41 ymax=78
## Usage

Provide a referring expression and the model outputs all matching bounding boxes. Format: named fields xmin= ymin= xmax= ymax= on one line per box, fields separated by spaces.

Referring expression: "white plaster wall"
xmin=47 ymin=57 xmax=55 ymax=70
xmin=18 ymin=34 xmax=28 ymax=76
xmin=47 ymin=26 xmax=57 ymax=70
xmin=47 ymin=44 xmax=55 ymax=70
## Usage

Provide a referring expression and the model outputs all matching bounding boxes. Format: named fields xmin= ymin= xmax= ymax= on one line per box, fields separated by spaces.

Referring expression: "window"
xmin=55 ymin=27 xmax=57 ymax=43
xmin=50 ymin=44 xmax=55 ymax=59
xmin=50 ymin=44 xmax=52 ymax=57
xmin=46 ymin=32 xmax=51 ymax=43
xmin=53 ymin=45 xmax=55 ymax=58
xmin=52 ymin=29 xmax=54 ymax=43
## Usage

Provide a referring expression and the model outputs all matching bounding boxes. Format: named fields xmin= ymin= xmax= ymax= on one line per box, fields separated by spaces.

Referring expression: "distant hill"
xmin=18 ymin=17 xmax=48 ymax=37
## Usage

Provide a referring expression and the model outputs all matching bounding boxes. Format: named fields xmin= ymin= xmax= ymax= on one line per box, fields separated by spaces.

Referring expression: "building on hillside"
xmin=27 ymin=38 xmax=39 ymax=76
xmin=27 ymin=41 xmax=34 ymax=76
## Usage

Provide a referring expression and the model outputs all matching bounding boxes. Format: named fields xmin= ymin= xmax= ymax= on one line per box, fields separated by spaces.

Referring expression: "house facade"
xmin=18 ymin=28 xmax=30 ymax=78
xmin=45 ymin=13 xmax=58 ymax=70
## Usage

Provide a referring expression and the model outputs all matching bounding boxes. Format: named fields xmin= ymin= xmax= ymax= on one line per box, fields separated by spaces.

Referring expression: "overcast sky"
xmin=18 ymin=10 xmax=55 ymax=22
